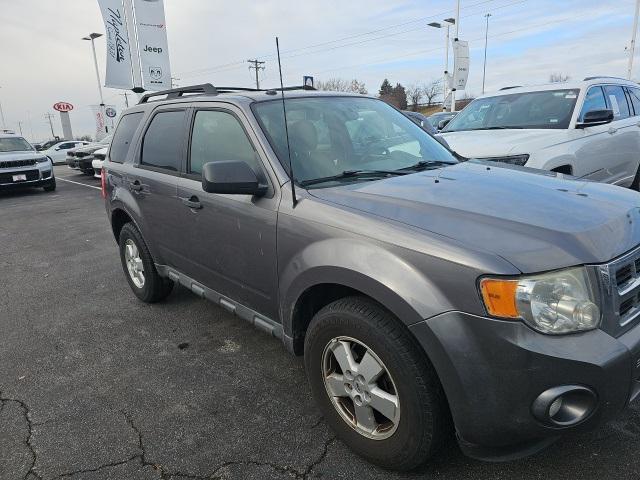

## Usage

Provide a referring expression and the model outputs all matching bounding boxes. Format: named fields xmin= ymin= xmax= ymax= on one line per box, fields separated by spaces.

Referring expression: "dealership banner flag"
xmin=91 ymin=105 xmax=116 ymax=140
xmin=132 ymin=0 xmax=172 ymax=90
xmin=452 ymin=40 xmax=470 ymax=90
xmin=97 ymin=0 xmax=135 ymax=89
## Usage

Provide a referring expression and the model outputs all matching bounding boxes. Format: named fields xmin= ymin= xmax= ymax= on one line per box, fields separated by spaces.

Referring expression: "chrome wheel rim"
xmin=321 ymin=336 xmax=400 ymax=440
xmin=124 ymin=239 xmax=145 ymax=288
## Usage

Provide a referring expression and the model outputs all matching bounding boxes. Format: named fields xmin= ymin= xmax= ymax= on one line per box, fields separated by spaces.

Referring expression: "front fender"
xmin=279 ymin=237 xmax=453 ymax=336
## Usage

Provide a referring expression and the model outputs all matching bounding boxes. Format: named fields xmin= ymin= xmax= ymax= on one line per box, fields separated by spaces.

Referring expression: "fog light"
xmin=532 ymin=385 xmax=597 ymax=427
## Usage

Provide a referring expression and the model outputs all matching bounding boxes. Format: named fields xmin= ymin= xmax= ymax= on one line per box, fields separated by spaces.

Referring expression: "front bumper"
xmin=0 ymin=165 xmax=54 ymax=188
xmin=410 ymin=311 xmax=640 ymax=461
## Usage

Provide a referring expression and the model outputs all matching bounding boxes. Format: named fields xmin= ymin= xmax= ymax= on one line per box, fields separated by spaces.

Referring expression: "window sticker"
xmin=550 ymin=119 xmax=558 ymax=123
xmin=565 ymin=94 xmax=577 ymax=99
xmin=609 ymin=95 xmax=621 ymax=116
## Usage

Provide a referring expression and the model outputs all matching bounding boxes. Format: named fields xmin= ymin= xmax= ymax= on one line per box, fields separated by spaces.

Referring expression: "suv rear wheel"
xmin=119 ymin=223 xmax=173 ymax=303
xmin=304 ymin=296 xmax=450 ymax=471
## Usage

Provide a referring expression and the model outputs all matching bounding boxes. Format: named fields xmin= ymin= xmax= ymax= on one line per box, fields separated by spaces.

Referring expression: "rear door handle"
xmin=180 ymin=196 xmax=202 ymax=209
xmin=129 ymin=180 xmax=143 ymax=192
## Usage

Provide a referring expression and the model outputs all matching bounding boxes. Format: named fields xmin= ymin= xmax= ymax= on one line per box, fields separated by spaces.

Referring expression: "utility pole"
xmin=629 ymin=0 xmax=640 ymax=79
xmin=121 ymin=92 xmax=130 ymax=108
xmin=247 ymin=59 xmax=265 ymax=89
xmin=0 ymin=85 xmax=6 ymax=129
xmin=17 ymin=121 xmax=23 ymax=136
xmin=482 ymin=13 xmax=492 ymax=95
xmin=44 ymin=113 xmax=56 ymax=138
xmin=451 ymin=0 xmax=461 ymax=112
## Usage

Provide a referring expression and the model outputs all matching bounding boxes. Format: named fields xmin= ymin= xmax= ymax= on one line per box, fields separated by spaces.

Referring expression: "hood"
xmin=0 ymin=151 xmax=44 ymax=161
xmin=74 ymin=143 xmax=104 ymax=154
xmin=439 ymin=129 xmax=568 ymax=158
xmin=309 ymin=161 xmax=640 ymax=273
xmin=93 ymin=147 xmax=108 ymax=155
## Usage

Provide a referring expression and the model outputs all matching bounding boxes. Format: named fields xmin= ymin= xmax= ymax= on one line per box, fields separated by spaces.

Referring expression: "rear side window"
xmin=141 ymin=110 xmax=186 ymax=171
xmin=603 ymin=85 xmax=630 ymax=119
xmin=189 ymin=110 xmax=259 ymax=175
xmin=627 ymin=87 xmax=640 ymax=116
xmin=110 ymin=112 xmax=143 ymax=163
xmin=579 ymin=87 xmax=607 ymax=121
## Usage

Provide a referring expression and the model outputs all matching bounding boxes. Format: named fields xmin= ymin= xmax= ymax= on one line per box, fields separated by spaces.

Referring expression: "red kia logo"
xmin=53 ymin=102 xmax=74 ymax=112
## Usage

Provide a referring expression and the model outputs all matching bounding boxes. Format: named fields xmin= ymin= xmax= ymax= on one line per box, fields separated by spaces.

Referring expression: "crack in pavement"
xmin=0 ymin=391 xmax=43 ymax=480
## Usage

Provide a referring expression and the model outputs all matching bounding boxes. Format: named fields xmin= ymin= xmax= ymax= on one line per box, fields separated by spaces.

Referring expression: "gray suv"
xmin=0 ymin=134 xmax=56 ymax=191
xmin=103 ymin=84 xmax=640 ymax=470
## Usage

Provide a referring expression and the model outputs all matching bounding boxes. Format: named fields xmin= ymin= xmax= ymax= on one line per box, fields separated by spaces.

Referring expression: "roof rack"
xmin=583 ymin=76 xmax=631 ymax=82
xmin=138 ymin=83 xmax=315 ymax=104
xmin=499 ymin=85 xmax=522 ymax=91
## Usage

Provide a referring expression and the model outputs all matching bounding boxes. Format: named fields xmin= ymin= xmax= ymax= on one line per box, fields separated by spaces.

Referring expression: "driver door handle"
xmin=180 ymin=196 xmax=202 ymax=209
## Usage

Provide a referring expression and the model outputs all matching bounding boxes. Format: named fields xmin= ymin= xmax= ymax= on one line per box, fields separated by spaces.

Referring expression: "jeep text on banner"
xmin=97 ymin=0 xmax=135 ymax=89
xmin=133 ymin=0 xmax=172 ymax=91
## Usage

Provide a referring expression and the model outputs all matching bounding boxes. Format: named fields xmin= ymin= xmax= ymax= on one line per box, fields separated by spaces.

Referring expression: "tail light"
xmin=100 ymin=168 xmax=107 ymax=199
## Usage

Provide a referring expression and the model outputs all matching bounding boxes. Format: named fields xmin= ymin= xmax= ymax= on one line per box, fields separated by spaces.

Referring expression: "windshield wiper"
xmin=475 ymin=126 xmax=525 ymax=130
xmin=299 ymin=169 xmax=407 ymax=187
xmin=397 ymin=160 xmax=454 ymax=172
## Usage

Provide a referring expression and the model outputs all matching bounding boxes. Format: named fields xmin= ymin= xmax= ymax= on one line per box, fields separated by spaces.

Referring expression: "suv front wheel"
xmin=118 ymin=223 xmax=174 ymax=303
xmin=304 ymin=296 xmax=450 ymax=471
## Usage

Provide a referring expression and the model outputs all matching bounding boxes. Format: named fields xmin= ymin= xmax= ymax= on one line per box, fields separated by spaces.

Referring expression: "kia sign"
xmin=53 ymin=102 xmax=74 ymax=112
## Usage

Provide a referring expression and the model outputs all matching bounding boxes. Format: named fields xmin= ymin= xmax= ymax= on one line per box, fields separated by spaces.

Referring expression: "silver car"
xmin=0 ymin=134 xmax=56 ymax=191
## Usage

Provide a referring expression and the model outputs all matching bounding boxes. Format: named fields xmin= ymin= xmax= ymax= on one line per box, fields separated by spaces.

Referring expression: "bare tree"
xmin=423 ymin=79 xmax=443 ymax=106
xmin=406 ymin=84 xmax=423 ymax=111
xmin=316 ymin=78 xmax=368 ymax=94
xmin=549 ymin=73 xmax=570 ymax=83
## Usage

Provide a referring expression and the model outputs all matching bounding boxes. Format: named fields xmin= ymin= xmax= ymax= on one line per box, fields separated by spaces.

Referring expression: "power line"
xmin=247 ymin=59 xmax=265 ymax=89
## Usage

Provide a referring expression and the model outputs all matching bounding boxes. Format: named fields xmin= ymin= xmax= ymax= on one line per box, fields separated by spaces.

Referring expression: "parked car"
xmin=104 ymin=84 xmax=640 ymax=471
xmin=35 ymin=139 xmax=61 ymax=151
xmin=0 ymin=134 xmax=55 ymax=191
xmin=439 ymin=77 xmax=640 ymax=188
xmin=40 ymin=140 xmax=91 ymax=164
xmin=427 ymin=111 xmax=457 ymax=131
xmin=91 ymin=147 xmax=107 ymax=179
xmin=402 ymin=111 xmax=451 ymax=149
xmin=67 ymin=135 xmax=112 ymax=175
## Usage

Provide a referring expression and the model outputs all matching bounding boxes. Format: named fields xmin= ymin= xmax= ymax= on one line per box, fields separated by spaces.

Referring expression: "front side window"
xmin=0 ymin=136 xmax=33 ymax=152
xmin=110 ymin=113 xmax=143 ymax=163
xmin=603 ymin=85 xmax=630 ymax=119
xmin=189 ymin=110 xmax=260 ymax=175
xmin=445 ymin=89 xmax=579 ymax=132
xmin=141 ymin=110 xmax=186 ymax=171
xmin=253 ymin=96 xmax=456 ymax=187
xmin=579 ymin=86 xmax=607 ymax=121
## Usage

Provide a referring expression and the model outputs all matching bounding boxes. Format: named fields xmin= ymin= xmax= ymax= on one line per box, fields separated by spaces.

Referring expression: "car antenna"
xmin=276 ymin=37 xmax=297 ymax=207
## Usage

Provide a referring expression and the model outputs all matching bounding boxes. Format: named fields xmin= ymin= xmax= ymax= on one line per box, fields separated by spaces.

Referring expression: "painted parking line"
xmin=57 ymin=177 xmax=101 ymax=191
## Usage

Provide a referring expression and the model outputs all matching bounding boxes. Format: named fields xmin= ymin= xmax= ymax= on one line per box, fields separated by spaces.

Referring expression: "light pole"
xmin=0 ymin=86 xmax=6 ymax=130
xmin=629 ymin=0 xmax=640 ymax=79
xmin=482 ymin=13 xmax=492 ymax=95
xmin=82 ymin=32 xmax=108 ymax=137
xmin=451 ymin=0 xmax=461 ymax=112
xmin=428 ymin=18 xmax=455 ymax=111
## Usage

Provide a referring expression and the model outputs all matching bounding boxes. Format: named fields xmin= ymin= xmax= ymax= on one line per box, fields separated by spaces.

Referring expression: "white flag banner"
xmin=132 ymin=0 xmax=172 ymax=91
xmin=98 ymin=0 xmax=134 ymax=89
xmin=453 ymin=40 xmax=470 ymax=90
xmin=91 ymin=105 xmax=116 ymax=140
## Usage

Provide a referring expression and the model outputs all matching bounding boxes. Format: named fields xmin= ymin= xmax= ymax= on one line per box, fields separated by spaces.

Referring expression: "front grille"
xmin=75 ymin=152 xmax=88 ymax=158
xmin=94 ymin=153 xmax=105 ymax=160
xmin=599 ymin=245 xmax=640 ymax=335
xmin=0 ymin=159 xmax=37 ymax=169
xmin=0 ymin=169 xmax=40 ymax=184
xmin=67 ymin=152 xmax=75 ymax=157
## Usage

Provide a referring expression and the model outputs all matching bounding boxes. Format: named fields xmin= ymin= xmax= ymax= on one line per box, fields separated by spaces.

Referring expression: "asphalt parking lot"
xmin=2 ymin=166 xmax=640 ymax=480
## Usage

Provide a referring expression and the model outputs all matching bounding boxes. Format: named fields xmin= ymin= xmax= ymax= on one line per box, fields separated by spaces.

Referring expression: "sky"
xmin=0 ymin=0 xmax=638 ymax=141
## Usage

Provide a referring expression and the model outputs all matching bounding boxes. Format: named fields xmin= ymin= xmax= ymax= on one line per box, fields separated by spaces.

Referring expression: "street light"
xmin=82 ymin=32 xmax=108 ymax=136
xmin=428 ymin=18 xmax=455 ymax=111
xmin=482 ymin=13 xmax=492 ymax=95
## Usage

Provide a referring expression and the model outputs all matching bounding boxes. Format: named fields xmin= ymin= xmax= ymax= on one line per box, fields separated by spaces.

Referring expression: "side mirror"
xmin=576 ymin=109 xmax=614 ymax=128
xmin=438 ymin=118 xmax=452 ymax=131
xmin=201 ymin=160 xmax=267 ymax=196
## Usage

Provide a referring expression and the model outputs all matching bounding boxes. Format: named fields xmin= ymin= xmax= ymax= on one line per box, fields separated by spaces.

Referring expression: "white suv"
xmin=439 ymin=77 xmax=640 ymax=188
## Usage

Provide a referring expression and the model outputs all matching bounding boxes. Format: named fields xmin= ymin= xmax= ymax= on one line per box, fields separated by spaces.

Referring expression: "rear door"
xmin=175 ymin=104 xmax=280 ymax=319
xmin=601 ymin=84 xmax=636 ymax=185
xmin=128 ymin=107 xmax=189 ymax=268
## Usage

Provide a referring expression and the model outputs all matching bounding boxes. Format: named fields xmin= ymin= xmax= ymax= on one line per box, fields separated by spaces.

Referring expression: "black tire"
xmin=43 ymin=179 xmax=56 ymax=192
xmin=118 ymin=223 xmax=173 ymax=303
xmin=304 ymin=296 xmax=450 ymax=471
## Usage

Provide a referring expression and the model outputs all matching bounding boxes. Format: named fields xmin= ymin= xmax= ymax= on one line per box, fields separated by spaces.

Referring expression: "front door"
xmin=176 ymin=106 xmax=279 ymax=319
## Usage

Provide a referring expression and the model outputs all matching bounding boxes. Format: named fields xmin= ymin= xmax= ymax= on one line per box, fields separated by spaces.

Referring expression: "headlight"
xmin=480 ymin=154 xmax=529 ymax=166
xmin=479 ymin=267 xmax=601 ymax=334
xmin=35 ymin=156 xmax=50 ymax=163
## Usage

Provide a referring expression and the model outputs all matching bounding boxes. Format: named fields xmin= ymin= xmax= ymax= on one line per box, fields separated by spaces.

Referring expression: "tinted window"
xmin=579 ymin=86 xmax=607 ymax=121
xmin=603 ymin=85 xmax=630 ymax=119
xmin=141 ymin=111 xmax=185 ymax=171
xmin=189 ymin=110 xmax=259 ymax=175
xmin=110 ymin=113 xmax=143 ymax=163
xmin=627 ymin=87 xmax=640 ymax=116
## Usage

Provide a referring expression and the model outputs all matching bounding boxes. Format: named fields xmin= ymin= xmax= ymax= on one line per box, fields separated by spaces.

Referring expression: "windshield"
xmin=427 ymin=112 xmax=455 ymax=128
xmin=444 ymin=89 xmax=579 ymax=132
xmin=0 ymin=136 xmax=34 ymax=152
xmin=253 ymin=96 xmax=456 ymax=188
